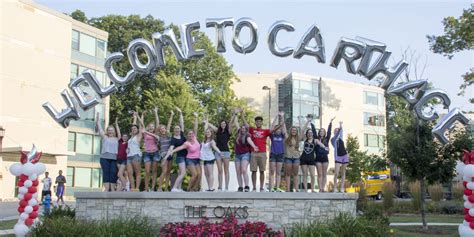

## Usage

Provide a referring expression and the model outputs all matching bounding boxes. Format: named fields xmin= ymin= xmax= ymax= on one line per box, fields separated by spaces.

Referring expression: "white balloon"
xmin=467 ymin=182 xmax=474 ymax=190
xmin=34 ymin=163 xmax=46 ymax=175
xmin=464 ymin=176 xmax=471 ymax=182
xmin=463 ymin=220 xmax=469 ymax=226
xmin=464 ymin=165 xmax=474 ymax=178
xmin=22 ymin=163 xmax=35 ymax=176
xmin=32 ymin=193 xmax=38 ymax=199
xmin=13 ymin=223 xmax=29 ymax=237
xmin=465 ymin=195 xmax=469 ymax=201
xmin=28 ymin=199 xmax=38 ymax=206
xmin=9 ymin=163 xmax=23 ymax=176
xmin=19 ymin=187 xmax=28 ymax=194
xmin=29 ymin=174 xmax=38 ymax=181
xmin=24 ymin=205 xmax=33 ymax=214
xmin=24 ymin=180 xmax=32 ymax=188
xmin=17 ymin=219 xmax=24 ymax=224
xmin=18 ymin=193 xmax=24 ymax=200
xmin=457 ymin=161 xmax=466 ymax=176
xmin=459 ymin=224 xmax=474 ymax=237
xmin=20 ymin=213 xmax=29 ymax=221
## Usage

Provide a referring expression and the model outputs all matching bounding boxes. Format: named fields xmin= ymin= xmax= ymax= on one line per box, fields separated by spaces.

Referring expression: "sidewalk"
xmin=0 ymin=229 xmax=14 ymax=236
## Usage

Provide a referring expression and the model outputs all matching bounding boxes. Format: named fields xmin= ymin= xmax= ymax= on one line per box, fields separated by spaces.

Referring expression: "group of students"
xmin=96 ymin=107 xmax=349 ymax=193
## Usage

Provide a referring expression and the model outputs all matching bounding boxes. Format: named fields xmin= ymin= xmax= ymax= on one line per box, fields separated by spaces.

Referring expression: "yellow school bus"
xmin=347 ymin=169 xmax=391 ymax=200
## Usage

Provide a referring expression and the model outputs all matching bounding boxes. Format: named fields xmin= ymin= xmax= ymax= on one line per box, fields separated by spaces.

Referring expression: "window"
xmin=66 ymin=167 xmax=74 ymax=187
xmin=96 ymin=71 xmax=106 ymax=85
xmin=293 ymin=79 xmax=319 ymax=97
xmin=79 ymin=33 xmax=96 ymax=56
xmin=91 ymin=168 xmax=101 ymax=188
xmin=76 ymin=133 xmax=93 ymax=154
xmin=68 ymin=132 xmax=76 ymax=152
xmin=93 ymin=136 xmax=102 ymax=155
xmin=71 ymin=30 xmax=79 ymax=50
xmin=364 ymin=91 xmax=379 ymax=105
xmin=97 ymin=40 xmax=106 ymax=58
xmin=364 ymin=134 xmax=385 ymax=148
xmin=364 ymin=113 xmax=385 ymax=126
xmin=70 ymin=64 xmax=78 ymax=80
xmin=74 ymin=168 xmax=92 ymax=187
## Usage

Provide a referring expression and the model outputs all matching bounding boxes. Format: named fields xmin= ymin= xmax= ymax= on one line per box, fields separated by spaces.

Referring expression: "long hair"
xmin=237 ymin=126 xmax=248 ymax=145
xmin=285 ymin=126 xmax=299 ymax=147
xmin=217 ymin=120 xmax=229 ymax=134
xmin=205 ymin=128 xmax=215 ymax=142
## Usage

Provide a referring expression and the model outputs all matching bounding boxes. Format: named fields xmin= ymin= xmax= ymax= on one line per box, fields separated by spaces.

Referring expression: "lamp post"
xmin=262 ymin=86 xmax=271 ymax=128
xmin=0 ymin=126 xmax=5 ymax=152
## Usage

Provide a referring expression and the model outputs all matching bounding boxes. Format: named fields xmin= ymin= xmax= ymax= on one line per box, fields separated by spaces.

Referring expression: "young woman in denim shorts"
xmin=284 ymin=125 xmax=301 ymax=192
xmin=137 ymin=110 xmax=159 ymax=192
xmin=269 ymin=112 xmax=286 ymax=192
xmin=204 ymin=112 xmax=237 ymax=192
xmin=154 ymin=108 xmax=174 ymax=192
xmin=126 ymin=112 xmax=143 ymax=192
xmin=200 ymin=127 xmax=224 ymax=192
xmin=311 ymin=117 xmax=335 ymax=192
xmin=233 ymin=114 xmax=258 ymax=192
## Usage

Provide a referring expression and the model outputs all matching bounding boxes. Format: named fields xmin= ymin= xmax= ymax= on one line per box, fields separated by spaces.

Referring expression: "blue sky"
xmin=37 ymin=0 xmax=473 ymax=111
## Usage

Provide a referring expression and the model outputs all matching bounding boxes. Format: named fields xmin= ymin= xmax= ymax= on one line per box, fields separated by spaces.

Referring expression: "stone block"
xmin=289 ymin=210 xmax=304 ymax=219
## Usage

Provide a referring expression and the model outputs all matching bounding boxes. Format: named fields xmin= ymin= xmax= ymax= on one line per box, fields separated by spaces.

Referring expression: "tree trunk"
xmin=420 ymin=178 xmax=428 ymax=229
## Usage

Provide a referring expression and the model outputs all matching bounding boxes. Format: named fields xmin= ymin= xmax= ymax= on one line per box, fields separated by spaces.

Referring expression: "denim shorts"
xmin=284 ymin=158 xmax=300 ymax=164
xmin=270 ymin=153 xmax=284 ymax=163
xmin=143 ymin=151 xmax=160 ymax=162
xmin=186 ymin=158 xmax=200 ymax=166
xmin=215 ymin=151 xmax=231 ymax=160
xmin=127 ymin=155 xmax=142 ymax=164
xmin=203 ymin=160 xmax=215 ymax=165
xmin=235 ymin=153 xmax=251 ymax=162
xmin=176 ymin=156 xmax=186 ymax=164
xmin=117 ymin=159 xmax=127 ymax=166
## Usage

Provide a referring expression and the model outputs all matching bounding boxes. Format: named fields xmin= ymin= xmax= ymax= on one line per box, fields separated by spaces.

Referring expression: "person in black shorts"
xmin=312 ymin=117 xmax=334 ymax=192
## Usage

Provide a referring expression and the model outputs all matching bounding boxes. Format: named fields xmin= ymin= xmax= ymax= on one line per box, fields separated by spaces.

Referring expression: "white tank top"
xmin=200 ymin=141 xmax=215 ymax=161
xmin=127 ymin=136 xmax=142 ymax=157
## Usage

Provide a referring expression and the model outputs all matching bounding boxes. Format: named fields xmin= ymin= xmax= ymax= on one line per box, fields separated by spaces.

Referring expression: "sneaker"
xmin=237 ymin=187 xmax=243 ymax=192
xmin=276 ymin=188 xmax=285 ymax=192
xmin=171 ymin=188 xmax=180 ymax=192
xmin=244 ymin=186 xmax=250 ymax=192
xmin=260 ymin=188 xmax=267 ymax=192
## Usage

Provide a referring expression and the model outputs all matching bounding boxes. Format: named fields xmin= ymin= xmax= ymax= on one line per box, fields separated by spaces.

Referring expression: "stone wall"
xmin=75 ymin=192 xmax=358 ymax=229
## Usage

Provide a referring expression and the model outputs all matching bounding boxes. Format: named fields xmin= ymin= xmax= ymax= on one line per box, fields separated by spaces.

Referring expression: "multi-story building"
xmin=0 ymin=0 xmax=109 ymax=200
xmin=232 ymin=72 xmax=387 ymax=186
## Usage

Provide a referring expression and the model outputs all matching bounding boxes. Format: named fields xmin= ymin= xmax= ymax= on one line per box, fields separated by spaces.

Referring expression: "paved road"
xmin=0 ymin=201 xmax=75 ymax=220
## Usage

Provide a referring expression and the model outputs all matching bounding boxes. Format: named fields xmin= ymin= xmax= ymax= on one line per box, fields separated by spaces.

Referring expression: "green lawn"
xmin=390 ymin=214 xmax=463 ymax=223
xmin=0 ymin=219 xmax=17 ymax=230
xmin=392 ymin=226 xmax=458 ymax=237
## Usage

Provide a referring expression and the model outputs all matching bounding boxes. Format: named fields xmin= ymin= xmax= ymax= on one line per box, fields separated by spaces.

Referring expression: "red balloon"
xmin=17 ymin=180 xmax=24 ymax=187
xmin=28 ymin=186 xmax=37 ymax=194
xmin=19 ymin=199 xmax=28 ymax=207
xmin=470 ymin=222 xmax=474 ymax=229
xmin=465 ymin=214 xmax=474 ymax=222
xmin=469 ymin=195 xmax=474 ymax=203
xmin=24 ymin=193 xmax=32 ymax=201
xmin=17 ymin=207 xmax=24 ymax=213
xmin=466 ymin=208 xmax=470 ymax=215
xmin=465 ymin=189 xmax=472 ymax=196
xmin=33 ymin=205 xmax=39 ymax=211
xmin=471 ymin=177 xmax=474 ymax=182
xmin=32 ymin=180 xmax=39 ymax=186
xmin=19 ymin=175 xmax=28 ymax=182
xmin=29 ymin=211 xmax=38 ymax=219
xmin=465 ymin=181 xmax=468 ymax=188
xmin=25 ymin=218 xmax=34 ymax=226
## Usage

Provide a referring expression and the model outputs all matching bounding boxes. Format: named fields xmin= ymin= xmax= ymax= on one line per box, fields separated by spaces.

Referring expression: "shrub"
xmin=45 ymin=205 xmax=75 ymax=219
xmin=408 ymin=181 xmax=421 ymax=211
xmin=382 ymin=183 xmax=395 ymax=214
xmin=453 ymin=182 xmax=464 ymax=201
xmin=439 ymin=200 xmax=463 ymax=214
xmin=428 ymin=183 xmax=444 ymax=202
xmin=31 ymin=216 xmax=158 ymax=237
xmin=160 ymin=216 xmax=282 ymax=237
xmin=357 ymin=183 xmax=368 ymax=212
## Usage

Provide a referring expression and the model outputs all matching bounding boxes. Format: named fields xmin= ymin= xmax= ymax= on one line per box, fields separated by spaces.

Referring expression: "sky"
xmin=37 ymin=0 xmax=473 ymax=111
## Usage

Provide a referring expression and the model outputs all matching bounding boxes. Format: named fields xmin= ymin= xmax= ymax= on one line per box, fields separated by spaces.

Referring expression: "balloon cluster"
xmin=9 ymin=145 xmax=46 ymax=237
xmin=458 ymin=150 xmax=474 ymax=237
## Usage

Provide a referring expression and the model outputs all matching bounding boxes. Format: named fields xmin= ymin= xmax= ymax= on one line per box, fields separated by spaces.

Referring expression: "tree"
xmin=69 ymin=10 xmax=253 ymax=133
xmin=345 ymin=135 xmax=388 ymax=185
xmin=427 ymin=6 xmax=474 ymax=103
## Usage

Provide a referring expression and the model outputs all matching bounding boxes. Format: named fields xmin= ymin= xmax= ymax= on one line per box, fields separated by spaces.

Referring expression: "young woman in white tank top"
xmin=201 ymin=128 xmax=223 ymax=192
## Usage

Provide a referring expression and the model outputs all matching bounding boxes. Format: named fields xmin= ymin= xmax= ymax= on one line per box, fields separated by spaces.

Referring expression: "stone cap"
xmin=75 ymin=192 xmax=358 ymax=200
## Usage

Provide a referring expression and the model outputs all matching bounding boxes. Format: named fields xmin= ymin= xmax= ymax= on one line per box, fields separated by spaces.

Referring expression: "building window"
xmin=93 ymin=136 xmax=102 ymax=155
xmin=74 ymin=168 xmax=92 ymax=188
xmin=364 ymin=112 xmax=385 ymax=126
xmin=76 ymin=133 xmax=93 ymax=154
xmin=79 ymin=33 xmax=96 ymax=56
xmin=68 ymin=132 xmax=76 ymax=152
xmin=364 ymin=134 xmax=385 ymax=148
xmin=96 ymin=71 xmax=106 ymax=85
xmin=97 ymin=40 xmax=106 ymax=58
xmin=66 ymin=167 xmax=74 ymax=187
xmin=364 ymin=91 xmax=379 ymax=105
xmin=71 ymin=30 xmax=79 ymax=50
xmin=70 ymin=64 xmax=78 ymax=80
xmin=91 ymin=168 xmax=102 ymax=188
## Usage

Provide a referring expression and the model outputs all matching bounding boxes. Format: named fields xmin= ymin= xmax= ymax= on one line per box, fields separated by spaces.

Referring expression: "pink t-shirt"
xmin=143 ymin=133 xmax=158 ymax=152
xmin=185 ymin=139 xmax=201 ymax=159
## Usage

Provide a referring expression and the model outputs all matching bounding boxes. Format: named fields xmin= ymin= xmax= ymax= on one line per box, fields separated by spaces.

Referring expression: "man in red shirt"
xmin=243 ymin=112 xmax=270 ymax=192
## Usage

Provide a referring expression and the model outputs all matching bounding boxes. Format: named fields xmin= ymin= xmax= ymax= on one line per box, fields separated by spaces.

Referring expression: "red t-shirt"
xmin=117 ymin=139 xmax=128 ymax=160
xmin=249 ymin=127 xmax=270 ymax=152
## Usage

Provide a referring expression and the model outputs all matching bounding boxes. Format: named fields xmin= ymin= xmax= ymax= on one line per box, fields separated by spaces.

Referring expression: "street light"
xmin=262 ymin=86 xmax=271 ymax=128
xmin=0 ymin=126 xmax=5 ymax=152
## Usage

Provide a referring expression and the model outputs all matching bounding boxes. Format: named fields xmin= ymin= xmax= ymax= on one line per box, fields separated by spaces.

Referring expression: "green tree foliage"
xmin=427 ymin=6 xmax=474 ymax=102
xmin=345 ymin=135 xmax=388 ymax=184
xmin=69 ymin=10 xmax=253 ymax=133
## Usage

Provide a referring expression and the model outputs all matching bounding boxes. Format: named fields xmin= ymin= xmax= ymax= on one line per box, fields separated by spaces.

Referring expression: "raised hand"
xmin=331 ymin=116 xmax=336 ymax=122
xmin=170 ymin=110 xmax=175 ymax=116
xmin=96 ymin=112 xmax=100 ymax=121
xmin=153 ymin=106 xmax=158 ymax=113
xmin=175 ymin=107 xmax=182 ymax=114
xmin=193 ymin=112 xmax=199 ymax=117
xmin=278 ymin=111 xmax=285 ymax=117
xmin=114 ymin=117 xmax=118 ymax=125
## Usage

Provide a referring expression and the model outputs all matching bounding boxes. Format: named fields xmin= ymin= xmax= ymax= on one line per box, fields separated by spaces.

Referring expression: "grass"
xmin=390 ymin=214 xmax=463 ymax=224
xmin=391 ymin=226 xmax=458 ymax=237
xmin=0 ymin=219 xmax=17 ymax=230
